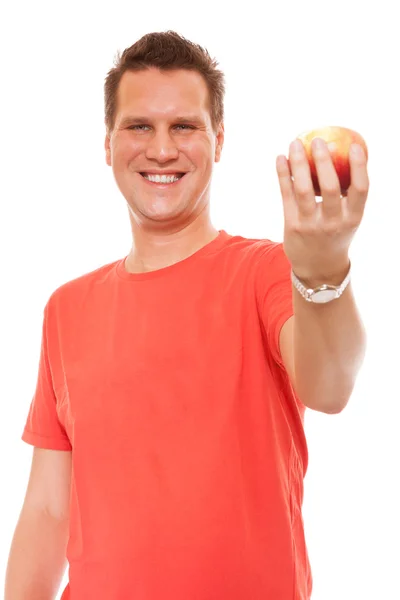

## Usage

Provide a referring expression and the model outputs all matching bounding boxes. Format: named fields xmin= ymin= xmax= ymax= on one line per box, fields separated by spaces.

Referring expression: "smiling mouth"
xmin=139 ymin=172 xmax=187 ymax=186
xmin=140 ymin=172 xmax=186 ymax=178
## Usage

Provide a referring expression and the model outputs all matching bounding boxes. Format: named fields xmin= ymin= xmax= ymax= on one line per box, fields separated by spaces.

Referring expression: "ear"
xmin=214 ymin=122 xmax=225 ymax=163
xmin=105 ymin=134 xmax=111 ymax=166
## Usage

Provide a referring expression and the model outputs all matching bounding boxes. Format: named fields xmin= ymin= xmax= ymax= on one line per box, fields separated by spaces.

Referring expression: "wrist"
xmin=292 ymin=259 xmax=351 ymax=288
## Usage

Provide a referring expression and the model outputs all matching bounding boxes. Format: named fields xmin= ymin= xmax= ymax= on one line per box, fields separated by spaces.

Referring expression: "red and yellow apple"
xmin=296 ymin=126 xmax=368 ymax=196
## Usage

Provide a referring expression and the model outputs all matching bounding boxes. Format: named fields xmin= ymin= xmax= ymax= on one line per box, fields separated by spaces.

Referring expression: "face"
xmin=105 ymin=68 xmax=224 ymax=228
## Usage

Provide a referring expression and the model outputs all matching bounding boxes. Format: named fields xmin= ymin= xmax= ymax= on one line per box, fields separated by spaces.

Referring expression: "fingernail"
xmin=350 ymin=143 xmax=364 ymax=158
xmin=312 ymin=137 xmax=325 ymax=151
xmin=291 ymin=139 xmax=303 ymax=153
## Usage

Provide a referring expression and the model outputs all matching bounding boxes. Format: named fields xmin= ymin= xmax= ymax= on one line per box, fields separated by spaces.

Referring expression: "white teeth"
xmin=143 ymin=173 xmax=182 ymax=184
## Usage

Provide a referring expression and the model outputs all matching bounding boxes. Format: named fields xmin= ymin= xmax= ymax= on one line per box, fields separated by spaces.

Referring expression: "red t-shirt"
xmin=22 ymin=230 xmax=312 ymax=599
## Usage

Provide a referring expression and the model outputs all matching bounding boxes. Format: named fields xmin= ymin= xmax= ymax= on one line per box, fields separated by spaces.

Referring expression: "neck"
xmin=125 ymin=218 xmax=219 ymax=274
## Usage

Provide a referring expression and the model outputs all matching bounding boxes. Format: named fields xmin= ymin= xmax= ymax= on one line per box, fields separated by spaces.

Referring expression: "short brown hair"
xmin=104 ymin=31 xmax=225 ymax=135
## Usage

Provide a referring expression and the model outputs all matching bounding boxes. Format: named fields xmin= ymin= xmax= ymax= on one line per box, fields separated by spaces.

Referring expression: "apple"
xmin=296 ymin=126 xmax=368 ymax=196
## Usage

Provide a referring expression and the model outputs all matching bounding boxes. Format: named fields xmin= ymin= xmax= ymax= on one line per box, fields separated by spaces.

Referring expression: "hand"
xmin=276 ymin=137 xmax=369 ymax=285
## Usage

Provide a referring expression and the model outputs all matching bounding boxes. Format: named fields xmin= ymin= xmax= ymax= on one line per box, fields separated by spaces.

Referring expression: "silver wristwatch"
xmin=291 ymin=262 xmax=351 ymax=304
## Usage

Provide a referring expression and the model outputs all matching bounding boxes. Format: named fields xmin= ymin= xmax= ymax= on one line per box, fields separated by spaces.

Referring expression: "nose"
xmin=145 ymin=129 xmax=179 ymax=162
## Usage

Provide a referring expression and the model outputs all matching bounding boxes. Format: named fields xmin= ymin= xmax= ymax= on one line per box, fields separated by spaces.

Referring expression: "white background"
xmin=1 ymin=0 xmax=399 ymax=598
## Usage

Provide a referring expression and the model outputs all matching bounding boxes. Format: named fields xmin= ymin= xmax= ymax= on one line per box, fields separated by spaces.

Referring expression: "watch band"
xmin=291 ymin=261 xmax=352 ymax=303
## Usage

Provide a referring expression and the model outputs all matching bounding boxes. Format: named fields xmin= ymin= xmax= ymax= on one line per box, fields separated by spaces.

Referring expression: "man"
xmin=5 ymin=31 xmax=368 ymax=600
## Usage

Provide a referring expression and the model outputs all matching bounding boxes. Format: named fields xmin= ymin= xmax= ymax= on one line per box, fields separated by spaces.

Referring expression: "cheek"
xmin=113 ymin=137 xmax=142 ymax=164
xmin=181 ymin=140 xmax=212 ymax=166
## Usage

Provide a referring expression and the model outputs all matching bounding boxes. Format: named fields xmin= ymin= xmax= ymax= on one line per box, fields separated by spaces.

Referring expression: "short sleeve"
xmin=22 ymin=301 xmax=72 ymax=451
xmin=255 ymin=242 xmax=294 ymax=371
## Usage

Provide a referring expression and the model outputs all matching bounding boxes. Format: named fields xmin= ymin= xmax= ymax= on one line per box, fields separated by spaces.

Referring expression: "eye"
xmin=127 ymin=124 xmax=195 ymax=131
xmin=175 ymin=124 xmax=194 ymax=130
xmin=128 ymin=125 xmax=149 ymax=131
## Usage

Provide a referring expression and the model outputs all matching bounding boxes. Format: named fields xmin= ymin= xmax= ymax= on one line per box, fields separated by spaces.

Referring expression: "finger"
xmin=311 ymin=138 xmax=342 ymax=219
xmin=288 ymin=139 xmax=316 ymax=218
xmin=276 ymin=154 xmax=297 ymax=222
xmin=346 ymin=144 xmax=369 ymax=219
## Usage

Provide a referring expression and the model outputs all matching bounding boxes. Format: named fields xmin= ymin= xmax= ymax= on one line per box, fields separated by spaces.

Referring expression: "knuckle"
xmin=322 ymin=221 xmax=342 ymax=235
xmin=347 ymin=215 xmax=362 ymax=229
xmin=353 ymin=174 xmax=369 ymax=194
xmin=296 ymin=221 xmax=316 ymax=235
xmin=355 ymin=182 xmax=369 ymax=194
xmin=322 ymin=184 xmax=339 ymax=195
xmin=296 ymin=184 xmax=311 ymax=198
xmin=287 ymin=220 xmax=303 ymax=234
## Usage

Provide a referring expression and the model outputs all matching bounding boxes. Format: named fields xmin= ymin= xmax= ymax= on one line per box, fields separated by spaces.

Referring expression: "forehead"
xmin=116 ymin=68 xmax=210 ymax=121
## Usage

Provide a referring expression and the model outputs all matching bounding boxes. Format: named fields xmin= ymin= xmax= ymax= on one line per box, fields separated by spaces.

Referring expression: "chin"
xmin=131 ymin=197 xmax=192 ymax=222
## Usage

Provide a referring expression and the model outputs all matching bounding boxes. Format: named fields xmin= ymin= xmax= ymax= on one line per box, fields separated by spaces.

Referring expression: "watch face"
xmin=311 ymin=289 xmax=339 ymax=303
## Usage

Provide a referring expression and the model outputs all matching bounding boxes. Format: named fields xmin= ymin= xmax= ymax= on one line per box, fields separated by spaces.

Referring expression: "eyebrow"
xmin=119 ymin=115 xmax=205 ymax=128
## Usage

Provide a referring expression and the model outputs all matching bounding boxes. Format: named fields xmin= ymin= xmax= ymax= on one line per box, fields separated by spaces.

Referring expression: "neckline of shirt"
xmin=114 ymin=229 xmax=231 ymax=281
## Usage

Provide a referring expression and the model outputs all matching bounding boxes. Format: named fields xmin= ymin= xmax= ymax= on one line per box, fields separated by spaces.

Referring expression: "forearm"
xmin=292 ymin=275 xmax=367 ymax=413
xmin=4 ymin=506 xmax=69 ymax=600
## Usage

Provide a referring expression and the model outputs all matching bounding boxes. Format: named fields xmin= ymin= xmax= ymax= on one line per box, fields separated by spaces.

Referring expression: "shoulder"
xmin=39 ymin=258 xmax=121 ymax=336
xmin=221 ymin=231 xmax=285 ymax=267
xmin=46 ymin=258 xmax=121 ymax=308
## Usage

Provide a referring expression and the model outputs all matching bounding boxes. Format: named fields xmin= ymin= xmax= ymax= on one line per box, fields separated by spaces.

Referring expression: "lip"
xmin=139 ymin=173 xmax=187 ymax=188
